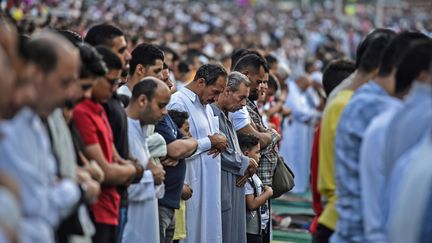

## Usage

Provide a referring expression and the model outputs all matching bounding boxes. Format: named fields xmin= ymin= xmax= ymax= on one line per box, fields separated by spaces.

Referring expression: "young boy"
xmin=167 ymin=110 xmax=193 ymax=243
xmin=238 ymin=133 xmax=273 ymax=243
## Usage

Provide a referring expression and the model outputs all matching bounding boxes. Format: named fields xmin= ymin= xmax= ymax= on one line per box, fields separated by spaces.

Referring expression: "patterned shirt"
xmin=332 ymin=81 xmax=389 ymax=242
xmin=246 ymin=99 xmax=279 ymax=186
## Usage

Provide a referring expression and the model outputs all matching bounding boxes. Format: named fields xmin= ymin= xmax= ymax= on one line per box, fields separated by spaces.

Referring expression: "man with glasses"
xmin=85 ymin=25 xmax=136 ymax=242
xmin=73 ymin=47 xmax=143 ymax=243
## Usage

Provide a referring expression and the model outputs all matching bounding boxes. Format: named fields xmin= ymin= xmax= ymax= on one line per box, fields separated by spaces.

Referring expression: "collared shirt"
xmin=0 ymin=108 xmax=80 ymax=243
xmin=333 ymin=81 xmax=389 ymax=242
xmin=318 ymin=89 xmax=354 ymax=229
xmin=382 ymin=82 xmax=432 ymax=179
xmin=73 ymin=98 xmax=119 ymax=225
xmin=359 ymin=96 xmax=402 ymax=243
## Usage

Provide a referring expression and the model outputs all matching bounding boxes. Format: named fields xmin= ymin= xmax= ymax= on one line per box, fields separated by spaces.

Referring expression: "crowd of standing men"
xmin=1 ymin=4 xmax=432 ymax=243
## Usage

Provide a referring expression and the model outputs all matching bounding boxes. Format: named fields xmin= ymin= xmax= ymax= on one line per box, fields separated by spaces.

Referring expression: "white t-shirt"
xmin=245 ymin=174 xmax=269 ymax=229
xmin=230 ymin=106 xmax=250 ymax=131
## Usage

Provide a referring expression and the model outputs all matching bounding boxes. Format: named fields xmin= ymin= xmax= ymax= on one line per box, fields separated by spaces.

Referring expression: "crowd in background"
xmin=1 ymin=1 xmax=432 ymax=243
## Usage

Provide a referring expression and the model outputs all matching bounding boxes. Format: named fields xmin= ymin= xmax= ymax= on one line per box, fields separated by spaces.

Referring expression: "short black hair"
xmin=268 ymin=74 xmax=279 ymax=91
xmin=25 ymin=38 xmax=58 ymax=74
xmin=304 ymin=59 xmax=315 ymax=73
xmin=129 ymin=43 xmax=164 ymax=74
xmin=168 ymin=110 xmax=189 ymax=129
xmin=378 ymin=32 xmax=429 ymax=77
xmin=131 ymin=78 xmax=158 ymax=102
xmin=233 ymin=54 xmax=267 ymax=75
xmin=395 ymin=40 xmax=432 ymax=94
xmin=193 ymin=64 xmax=227 ymax=86
xmin=238 ymin=133 xmax=260 ymax=153
xmin=356 ymin=29 xmax=396 ymax=73
xmin=95 ymin=46 xmax=122 ymax=71
xmin=356 ymin=29 xmax=396 ymax=71
xmin=265 ymin=54 xmax=278 ymax=67
xmin=230 ymin=48 xmax=249 ymax=70
xmin=84 ymin=24 xmax=124 ymax=47
xmin=57 ymin=29 xmax=83 ymax=47
xmin=79 ymin=43 xmax=108 ymax=79
xmin=322 ymin=59 xmax=356 ymax=96
xmin=177 ymin=61 xmax=190 ymax=73
xmin=159 ymin=45 xmax=179 ymax=62
xmin=231 ymin=49 xmax=270 ymax=72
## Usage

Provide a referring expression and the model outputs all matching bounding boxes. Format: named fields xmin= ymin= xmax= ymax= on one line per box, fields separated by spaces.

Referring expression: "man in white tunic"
xmin=123 ymin=78 xmax=170 ymax=243
xmin=281 ymin=76 xmax=321 ymax=193
xmin=168 ymin=64 xmax=228 ymax=243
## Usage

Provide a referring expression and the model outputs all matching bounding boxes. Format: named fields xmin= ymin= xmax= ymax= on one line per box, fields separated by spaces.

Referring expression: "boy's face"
xmin=246 ymin=143 xmax=261 ymax=163
xmin=180 ymin=120 xmax=192 ymax=137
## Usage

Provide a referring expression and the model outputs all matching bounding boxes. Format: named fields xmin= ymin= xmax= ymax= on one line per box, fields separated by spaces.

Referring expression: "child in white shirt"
xmin=238 ymin=133 xmax=273 ymax=243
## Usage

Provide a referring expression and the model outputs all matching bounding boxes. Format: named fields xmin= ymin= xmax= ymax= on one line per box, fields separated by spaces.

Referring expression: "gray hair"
xmin=227 ymin=71 xmax=251 ymax=91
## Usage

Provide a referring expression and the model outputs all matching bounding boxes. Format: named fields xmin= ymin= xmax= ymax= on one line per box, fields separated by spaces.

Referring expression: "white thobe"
xmin=168 ymin=87 xmax=222 ymax=243
xmin=122 ymin=118 xmax=159 ymax=243
xmin=280 ymin=81 xmax=321 ymax=193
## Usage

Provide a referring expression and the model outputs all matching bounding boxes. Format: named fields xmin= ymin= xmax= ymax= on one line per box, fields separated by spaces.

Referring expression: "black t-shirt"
xmin=103 ymin=93 xmax=129 ymax=207
xmin=155 ymin=114 xmax=187 ymax=209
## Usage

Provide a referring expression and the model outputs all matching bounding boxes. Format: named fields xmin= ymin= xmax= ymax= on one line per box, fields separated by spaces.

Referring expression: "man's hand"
xmin=81 ymin=179 xmax=101 ymax=204
xmin=208 ymin=133 xmax=228 ymax=152
xmin=77 ymin=169 xmax=101 ymax=204
xmin=160 ymin=156 xmax=179 ymax=167
xmin=246 ymin=158 xmax=258 ymax=177
xmin=83 ymin=160 xmax=105 ymax=183
xmin=131 ymin=159 xmax=144 ymax=184
xmin=207 ymin=148 xmax=221 ymax=158
xmin=181 ymin=184 xmax=193 ymax=200
xmin=147 ymin=161 xmax=166 ymax=185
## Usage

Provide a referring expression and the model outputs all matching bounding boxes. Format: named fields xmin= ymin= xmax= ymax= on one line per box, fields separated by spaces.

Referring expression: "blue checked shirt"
xmin=332 ymin=81 xmax=389 ymax=243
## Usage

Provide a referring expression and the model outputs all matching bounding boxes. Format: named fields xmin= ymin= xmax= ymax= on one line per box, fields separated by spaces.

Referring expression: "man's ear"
xmin=137 ymin=64 xmax=146 ymax=77
xmin=197 ymin=78 xmax=206 ymax=88
xmin=244 ymin=150 xmax=249 ymax=156
xmin=138 ymin=94 xmax=148 ymax=107
xmin=242 ymin=69 xmax=249 ymax=77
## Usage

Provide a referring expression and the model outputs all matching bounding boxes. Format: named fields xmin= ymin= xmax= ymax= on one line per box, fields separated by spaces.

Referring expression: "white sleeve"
xmin=244 ymin=181 xmax=254 ymax=195
xmin=230 ymin=106 xmax=250 ymax=131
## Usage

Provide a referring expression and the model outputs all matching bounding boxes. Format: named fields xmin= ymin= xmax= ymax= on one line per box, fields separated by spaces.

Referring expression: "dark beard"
xmin=248 ymin=90 xmax=259 ymax=101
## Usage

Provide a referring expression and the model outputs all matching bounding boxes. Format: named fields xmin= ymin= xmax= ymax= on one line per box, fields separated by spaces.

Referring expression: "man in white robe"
xmin=123 ymin=78 xmax=170 ymax=243
xmin=280 ymin=76 xmax=321 ymax=193
xmin=168 ymin=64 xmax=228 ymax=243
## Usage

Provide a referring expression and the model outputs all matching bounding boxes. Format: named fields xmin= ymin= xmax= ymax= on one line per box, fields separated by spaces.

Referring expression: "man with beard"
xmin=85 ymin=25 xmax=134 ymax=240
xmin=168 ymin=64 xmax=228 ymax=243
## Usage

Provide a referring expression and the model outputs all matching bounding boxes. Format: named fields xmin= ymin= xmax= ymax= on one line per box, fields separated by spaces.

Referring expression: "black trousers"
xmin=92 ymin=223 xmax=118 ymax=243
xmin=312 ymin=223 xmax=334 ymax=243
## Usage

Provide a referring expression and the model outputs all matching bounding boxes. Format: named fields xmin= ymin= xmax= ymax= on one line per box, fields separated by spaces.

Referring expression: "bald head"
xmin=129 ymin=77 xmax=171 ymax=124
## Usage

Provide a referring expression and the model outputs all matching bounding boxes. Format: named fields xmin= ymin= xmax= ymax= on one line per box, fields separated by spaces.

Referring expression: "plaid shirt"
xmin=246 ymin=99 xmax=279 ymax=186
